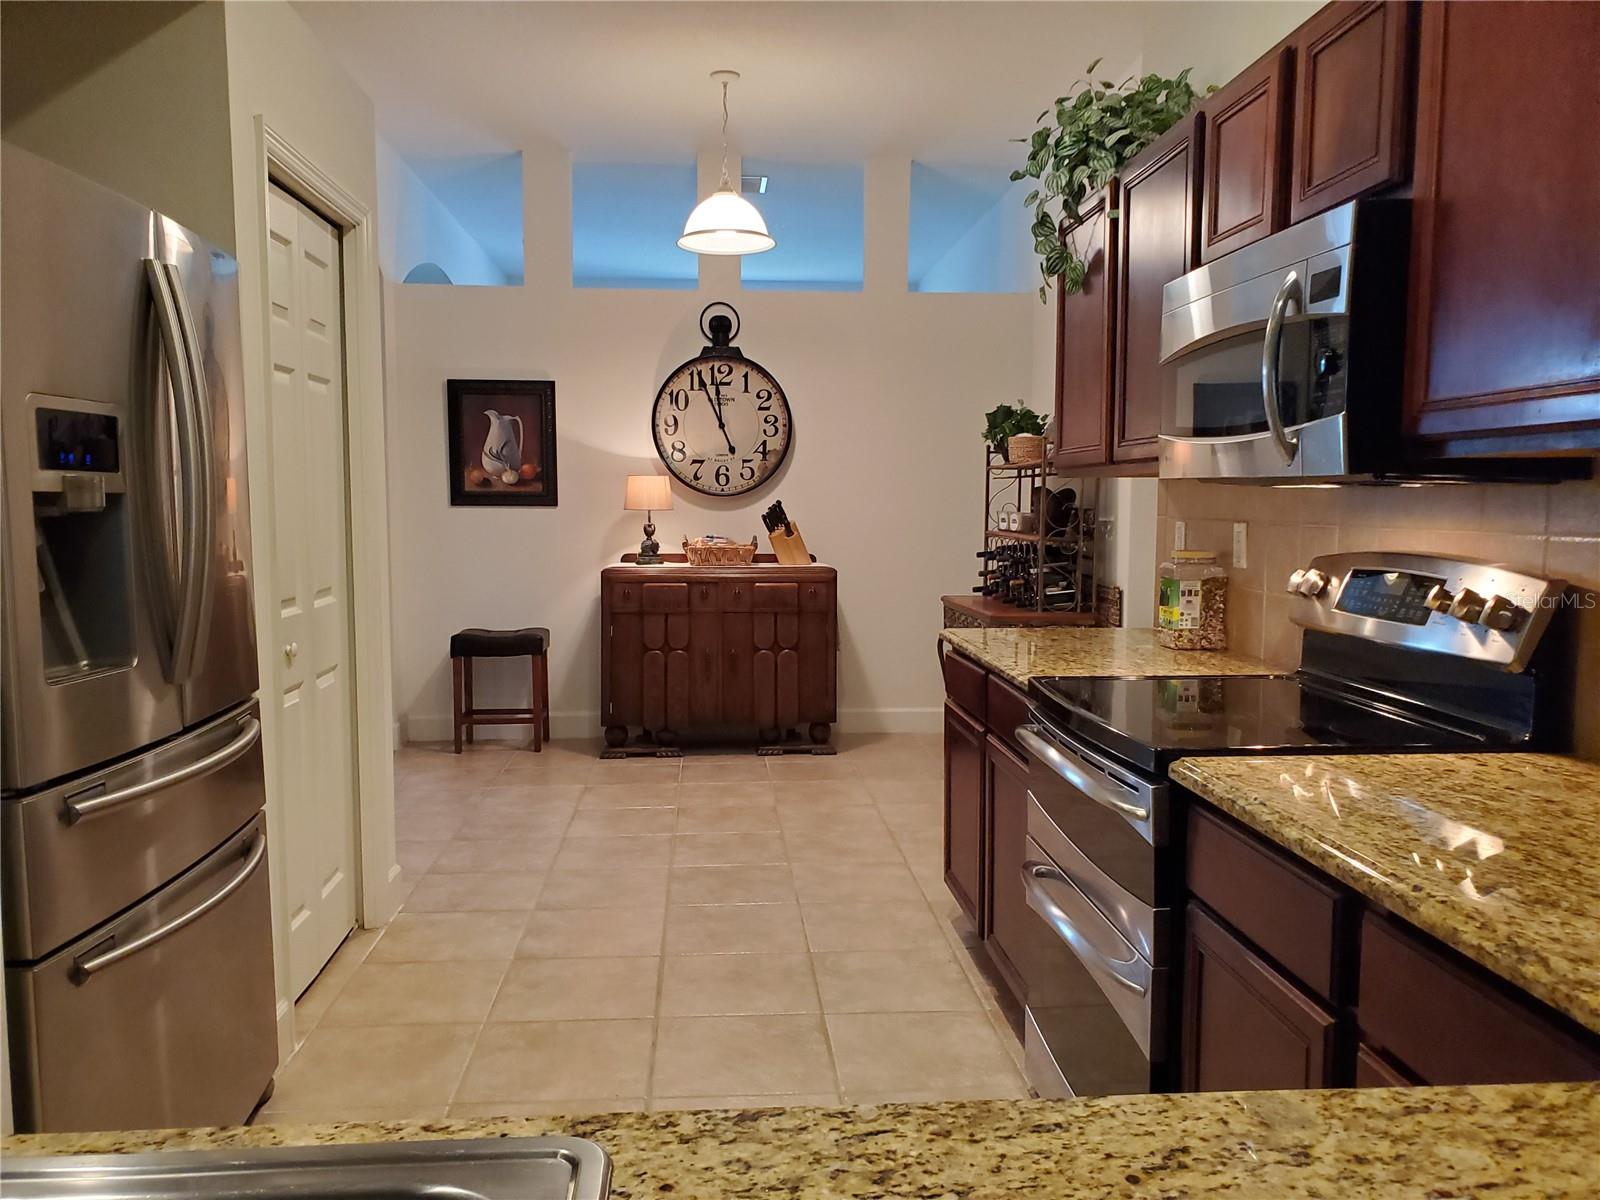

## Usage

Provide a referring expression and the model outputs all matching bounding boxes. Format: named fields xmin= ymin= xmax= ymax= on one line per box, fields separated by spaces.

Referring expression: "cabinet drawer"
xmin=1187 ymin=805 xmax=1348 ymax=1002
xmin=752 ymin=582 xmax=799 ymax=612
xmin=642 ymin=582 xmax=690 ymax=613
xmin=719 ymin=580 xmax=754 ymax=611
xmin=1358 ymin=911 xmax=1600 ymax=1085
xmin=606 ymin=579 xmax=642 ymax=612
xmin=799 ymin=579 xmax=833 ymax=612
xmin=1354 ymin=1042 xmax=1416 ymax=1088
xmin=941 ymin=649 xmax=987 ymax=723
xmin=985 ymin=674 xmax=1031 ymax=758
xmin=688 ymin=580 xmax=720 ymax=611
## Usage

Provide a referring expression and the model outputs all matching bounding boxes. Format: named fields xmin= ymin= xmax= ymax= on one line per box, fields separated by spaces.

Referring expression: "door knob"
xmin=283 ymin=641 xmax=299 ymax=662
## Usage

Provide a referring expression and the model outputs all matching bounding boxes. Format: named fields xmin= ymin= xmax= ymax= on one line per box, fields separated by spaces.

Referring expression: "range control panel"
xmin=1286 ymin=552 xmax=1566 ymax=672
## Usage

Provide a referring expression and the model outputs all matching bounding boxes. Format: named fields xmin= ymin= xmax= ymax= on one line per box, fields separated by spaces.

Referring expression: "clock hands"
xmin=703 ymin=384 xmax=737 ymax=455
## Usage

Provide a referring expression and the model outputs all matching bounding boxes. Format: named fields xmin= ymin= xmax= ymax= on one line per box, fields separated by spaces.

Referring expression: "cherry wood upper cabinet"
xmin=1051 ymin=184 xmax=1117 ymax=470
xmin=1404 ymin=1 xmax=1600 ymax=450
xmin=1198 ymin=47 xmax=1292 ymax=263
xmin=1287 ymin=1 xmax=1414 ymax=224
xmin=1114 ymin=114 xmax=1202 ymax=464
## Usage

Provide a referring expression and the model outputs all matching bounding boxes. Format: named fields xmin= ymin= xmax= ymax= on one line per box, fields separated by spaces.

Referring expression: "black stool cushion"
xmin=450 ymin=627 xmax=548 ymax=658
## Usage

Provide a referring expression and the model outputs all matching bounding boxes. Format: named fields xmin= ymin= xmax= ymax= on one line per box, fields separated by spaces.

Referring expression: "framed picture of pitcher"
xmin=445 ymin=378 xmax=558 ymax=507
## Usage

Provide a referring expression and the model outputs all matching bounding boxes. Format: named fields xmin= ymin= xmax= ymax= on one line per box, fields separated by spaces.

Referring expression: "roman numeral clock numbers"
xmin=651 ymin=306 xmax=792 ymax=497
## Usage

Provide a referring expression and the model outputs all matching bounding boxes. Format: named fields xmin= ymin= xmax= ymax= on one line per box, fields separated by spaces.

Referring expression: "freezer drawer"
xmin=2 ymin=701 xmax=264 ymax=960
xmin=6 ymin=814 xmax=276 ymax=1133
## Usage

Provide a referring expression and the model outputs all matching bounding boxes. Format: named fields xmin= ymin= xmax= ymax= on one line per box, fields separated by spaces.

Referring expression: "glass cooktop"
xmin=1028 ymin=674 xmax=1504 ymax=774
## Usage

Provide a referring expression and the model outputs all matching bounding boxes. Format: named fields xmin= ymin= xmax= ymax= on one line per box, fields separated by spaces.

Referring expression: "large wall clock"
xmin=652 ymin=303 xmax=792 ymax=496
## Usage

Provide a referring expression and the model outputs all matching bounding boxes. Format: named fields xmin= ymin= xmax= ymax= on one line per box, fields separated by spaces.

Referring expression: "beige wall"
xmin=1158 ymin=479 xmax=1600 ymax=759
xmin=384 ymin=145 xmax=1036 ymax=741
xmin=2 ymin=0 xmax=236 ymax=249
xmin=222 ymin=0 xmax=395 ymax=1053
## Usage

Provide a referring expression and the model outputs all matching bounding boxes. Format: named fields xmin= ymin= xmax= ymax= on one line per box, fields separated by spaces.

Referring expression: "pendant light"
xmin=679 ymin=70 xmax=775 ymax=256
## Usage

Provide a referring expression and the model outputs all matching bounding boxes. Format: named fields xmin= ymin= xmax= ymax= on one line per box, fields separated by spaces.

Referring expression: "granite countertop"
xmin=7 ymin=1085 xmax=1599 ymax=1197
xmin=940 ymin=625 xmax=1269 ymax=688
xmin=1172 ymin=752 xmax=1600 ymax=1035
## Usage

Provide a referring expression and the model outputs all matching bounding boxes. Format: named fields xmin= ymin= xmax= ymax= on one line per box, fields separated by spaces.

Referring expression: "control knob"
xmin=1293 ymin=568 xmax=1330 ymax=598
xmin=1479 ymin=594 xmax=1524 ymax=632
xmin=1424 ymin=585 xmax=1454 ymax=613
xmin=1448 ymin=587 xmax=1487 ymax=623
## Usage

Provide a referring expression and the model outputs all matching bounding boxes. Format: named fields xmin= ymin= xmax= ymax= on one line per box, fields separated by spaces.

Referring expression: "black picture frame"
xmin=445 ymin=379 xmax=558 ymax=507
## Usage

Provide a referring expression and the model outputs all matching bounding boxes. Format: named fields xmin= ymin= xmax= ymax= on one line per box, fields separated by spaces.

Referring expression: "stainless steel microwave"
xmin=1158 ymin=199 xmax=1411 ymax=482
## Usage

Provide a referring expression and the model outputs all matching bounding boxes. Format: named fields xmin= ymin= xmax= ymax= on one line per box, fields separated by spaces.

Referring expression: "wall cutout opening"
xmin=379 ymin=140 xmax=523 ymax=286
xmin=908 ymin=163 xmax=1032 ymax=293
xmin=572 ymin=162 xmax=698 ymax=290
xmin=739 ymin=160 xmax=862 ymax=292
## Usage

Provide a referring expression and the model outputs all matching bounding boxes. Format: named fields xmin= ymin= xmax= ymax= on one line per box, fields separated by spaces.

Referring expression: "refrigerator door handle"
xmin=71 ymin=830 xmax=267 ymax=979
xmin=60 ymin=716 xmax=262 ymax=825
xmin=144 ymin=259 xmax=213 ymax=684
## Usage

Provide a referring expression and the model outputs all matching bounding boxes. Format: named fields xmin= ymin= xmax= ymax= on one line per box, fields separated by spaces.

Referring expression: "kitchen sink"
xmin=0 ymin=1136 xmax=611 ymax=1199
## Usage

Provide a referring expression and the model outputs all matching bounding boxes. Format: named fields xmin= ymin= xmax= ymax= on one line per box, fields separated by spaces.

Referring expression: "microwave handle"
xmin=1261 ymin=270 xmax=1302 ymax=466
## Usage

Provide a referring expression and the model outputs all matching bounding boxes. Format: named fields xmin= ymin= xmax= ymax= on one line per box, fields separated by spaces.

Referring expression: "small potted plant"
xmin=984 ymin=402 xmax=1047 ymax=464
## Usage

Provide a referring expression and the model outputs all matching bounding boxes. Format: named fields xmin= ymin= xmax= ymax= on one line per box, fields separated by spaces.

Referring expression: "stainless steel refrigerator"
xmin=1 ymin=146 xmax=277 ymax=1132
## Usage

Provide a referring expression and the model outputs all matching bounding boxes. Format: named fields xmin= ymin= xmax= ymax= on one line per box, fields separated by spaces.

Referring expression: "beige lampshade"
xmin=624 ymin=474 xmax=673 ymax=511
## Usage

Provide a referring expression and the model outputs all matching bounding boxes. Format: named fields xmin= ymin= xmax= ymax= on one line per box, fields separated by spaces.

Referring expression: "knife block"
xmin=768 ymin=523 xmax=811 ymax=565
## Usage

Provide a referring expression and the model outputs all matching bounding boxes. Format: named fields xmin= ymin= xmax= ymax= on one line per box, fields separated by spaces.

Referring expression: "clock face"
xmin=651 ymin=353 xmax=792 ymax=496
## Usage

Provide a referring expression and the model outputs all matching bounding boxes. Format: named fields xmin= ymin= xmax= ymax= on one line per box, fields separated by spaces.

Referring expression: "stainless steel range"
xmin=1013 ymin=552 xmax=1571 ymax=1098
xmin=2 ymin=147 xmax=275 ymax=1132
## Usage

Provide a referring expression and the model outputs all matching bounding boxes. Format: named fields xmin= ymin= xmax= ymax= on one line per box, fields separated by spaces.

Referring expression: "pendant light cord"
xmin=718 ymin=78 xmax=733 ymax=191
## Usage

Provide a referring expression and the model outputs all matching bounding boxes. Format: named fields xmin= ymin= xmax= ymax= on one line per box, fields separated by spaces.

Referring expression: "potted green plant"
xmin=984 ymin=402 xmax=1047 ymax=463
xmin=1013 ymin=60 xmax=1204 ymax=303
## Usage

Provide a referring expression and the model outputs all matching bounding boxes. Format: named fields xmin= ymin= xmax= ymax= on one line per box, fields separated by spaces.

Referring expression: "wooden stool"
xmin=450 ymin=627 xmax=550 ymax=753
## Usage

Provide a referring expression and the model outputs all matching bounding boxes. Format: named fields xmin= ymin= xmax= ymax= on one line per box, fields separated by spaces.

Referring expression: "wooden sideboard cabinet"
xmin=600 ymin=564 xmax=837 ymax=747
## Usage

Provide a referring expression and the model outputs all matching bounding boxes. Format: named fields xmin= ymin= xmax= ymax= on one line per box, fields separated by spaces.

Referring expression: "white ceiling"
xmin=295 ymin=1 xmax=1192 ymax=168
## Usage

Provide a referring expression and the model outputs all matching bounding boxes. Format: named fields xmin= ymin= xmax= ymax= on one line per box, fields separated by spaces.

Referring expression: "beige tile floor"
xmin=257 ymin=734 xmax=1028 ymax=1122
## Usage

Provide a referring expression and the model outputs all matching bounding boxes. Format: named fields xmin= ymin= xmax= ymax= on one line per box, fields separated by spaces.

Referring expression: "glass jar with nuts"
xmin=1157 ymin=551 xmax=1228 ymax=650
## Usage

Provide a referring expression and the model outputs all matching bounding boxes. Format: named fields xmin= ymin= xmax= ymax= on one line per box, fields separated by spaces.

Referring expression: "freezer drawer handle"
xmin=73 ymin=831 xmax=266 ymax=980
xmin=1016 ymin=725 xmax=1150 ymax=823
xmin=1023 ymin=861 xmax=1147 ymax=997
xmin=61 ymin=717 xmax=261 ymax=824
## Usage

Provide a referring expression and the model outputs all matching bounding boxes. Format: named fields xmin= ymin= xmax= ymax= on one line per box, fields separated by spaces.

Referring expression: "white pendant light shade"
xmin=678 ymin=189 xmax=775 ymax=255
xmin=680 ymin=69 xmax=774 ymax=256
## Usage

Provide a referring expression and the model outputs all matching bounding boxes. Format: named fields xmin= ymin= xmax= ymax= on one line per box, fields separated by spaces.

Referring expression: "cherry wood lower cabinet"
xmin=600 ymin=565 xmax=836 ymax=746
xmin=943 ymin=702 xmax=986 ymax=923
xmin=1182 ymin=902 xmax=1339 ymax=1092
xmin=984 ymin=731 xmax=1030 ymax=992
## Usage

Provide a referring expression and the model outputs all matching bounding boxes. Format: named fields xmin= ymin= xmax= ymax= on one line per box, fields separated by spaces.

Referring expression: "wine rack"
xmin=974 ymin=446 xmax=1098 ymax=617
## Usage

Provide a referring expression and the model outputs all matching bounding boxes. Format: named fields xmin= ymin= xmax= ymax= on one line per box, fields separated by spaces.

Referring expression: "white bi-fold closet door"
xmin=264 ymin=182 xmax=358 ymax=999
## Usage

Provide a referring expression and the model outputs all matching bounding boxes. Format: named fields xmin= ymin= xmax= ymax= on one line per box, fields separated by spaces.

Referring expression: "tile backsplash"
xmin=1158 ymin=478 xmax=1600 ymax=760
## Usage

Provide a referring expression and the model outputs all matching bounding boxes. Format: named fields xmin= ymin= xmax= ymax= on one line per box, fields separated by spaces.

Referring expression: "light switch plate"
xmin=1174 ymin=520 xmax=1186 ymax=551
xmin=1233 ymin=521 xmax=1248 ymax=569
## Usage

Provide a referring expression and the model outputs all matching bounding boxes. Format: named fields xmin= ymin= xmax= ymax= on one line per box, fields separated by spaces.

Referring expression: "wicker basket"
xmin=1005 ymin=434 xmax=1046 ymax=464
xmin=683 ymin=536 xmax=758 ymax=566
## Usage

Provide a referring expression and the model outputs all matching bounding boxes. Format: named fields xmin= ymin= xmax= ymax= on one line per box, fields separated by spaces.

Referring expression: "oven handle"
xmin=1023 ymin=861 xmax=1148 ymax=997
xmin=72 ymin=831 xmax=266 ymax=980
xmin=1016 ymin=725 xmax=1150 ymax=824
xmin=1261 ymin=269 xmax=1302 ymax=466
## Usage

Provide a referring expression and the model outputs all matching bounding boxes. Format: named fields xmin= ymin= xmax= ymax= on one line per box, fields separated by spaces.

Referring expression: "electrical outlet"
xmin=1233 ymin=521 xmax=1248 ymax=569
xmin=1174 ymin=521 xmax=1186 ymax=551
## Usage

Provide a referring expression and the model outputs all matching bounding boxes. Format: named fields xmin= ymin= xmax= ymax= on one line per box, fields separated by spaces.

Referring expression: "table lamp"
xmin=624 ymin=474 xmax=673 ymax=564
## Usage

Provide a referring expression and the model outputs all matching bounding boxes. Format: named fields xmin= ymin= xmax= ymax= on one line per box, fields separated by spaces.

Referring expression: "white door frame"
xmin=246 ymin=117 xmax=400 ymax=1055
